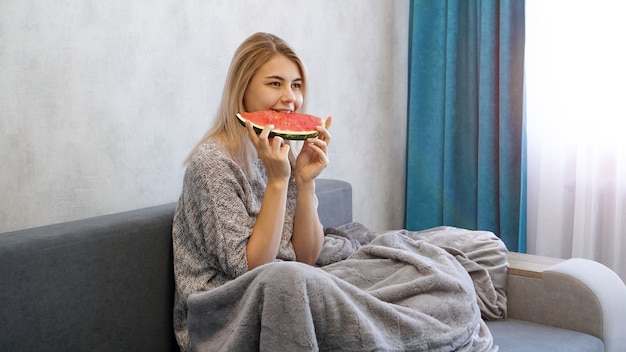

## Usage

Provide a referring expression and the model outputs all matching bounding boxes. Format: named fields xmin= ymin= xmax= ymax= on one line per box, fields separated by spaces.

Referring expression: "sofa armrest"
xmin=506 ymin=252 xmax=626 ymax=352
xmin=315 ymin=178 xmax=353 ymax=229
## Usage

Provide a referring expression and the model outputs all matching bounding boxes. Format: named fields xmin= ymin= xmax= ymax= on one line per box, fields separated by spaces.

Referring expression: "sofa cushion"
xmin=487 ymin=318 xmax=603 ymax=351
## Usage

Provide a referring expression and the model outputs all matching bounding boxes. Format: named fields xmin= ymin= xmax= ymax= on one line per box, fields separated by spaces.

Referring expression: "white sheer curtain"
xmin=525 ymin=0 xmax=626 ymax=281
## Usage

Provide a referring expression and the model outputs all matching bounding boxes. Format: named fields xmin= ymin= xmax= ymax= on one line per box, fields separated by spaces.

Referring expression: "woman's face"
xmin=243 ymin=54 xmax=304 ymax=113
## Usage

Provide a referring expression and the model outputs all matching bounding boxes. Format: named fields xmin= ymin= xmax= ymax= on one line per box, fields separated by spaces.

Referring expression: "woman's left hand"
xmin=295 ymin=116 xmax=332 ymax=183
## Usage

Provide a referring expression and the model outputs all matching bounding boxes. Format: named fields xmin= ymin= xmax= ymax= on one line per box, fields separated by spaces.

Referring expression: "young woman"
xmin=172 ymin=32 xmax=332 ymax=351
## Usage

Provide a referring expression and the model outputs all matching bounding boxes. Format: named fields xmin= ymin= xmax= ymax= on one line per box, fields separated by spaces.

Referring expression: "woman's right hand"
xmin=246 ymin=121 xmax=291 ymax=181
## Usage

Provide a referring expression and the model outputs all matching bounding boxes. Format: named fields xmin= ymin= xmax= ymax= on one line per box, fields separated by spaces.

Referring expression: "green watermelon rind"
xmin=236 ymin=113 xmax=321 ymax=140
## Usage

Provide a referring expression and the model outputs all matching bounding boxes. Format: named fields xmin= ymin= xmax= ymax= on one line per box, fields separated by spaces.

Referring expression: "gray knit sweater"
xmin=172 ymin=141 xmax=297 ymax=351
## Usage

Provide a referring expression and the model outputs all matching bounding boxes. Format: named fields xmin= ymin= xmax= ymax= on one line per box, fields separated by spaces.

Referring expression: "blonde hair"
xmin=186 ymin=32 xmax=308 ymax=179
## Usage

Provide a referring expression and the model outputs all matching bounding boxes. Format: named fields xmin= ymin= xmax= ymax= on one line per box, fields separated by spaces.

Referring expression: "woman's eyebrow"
xmin=265 ymin=75 xmax=303 ymax=82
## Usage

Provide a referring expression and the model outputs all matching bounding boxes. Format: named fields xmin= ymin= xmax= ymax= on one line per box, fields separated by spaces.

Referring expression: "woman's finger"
xmin=245 ymin=121 xmax=259 ymax=145
xmin=259 ymin=124 xmax=274 ymax=140
xmin=249 ymin=123 xmax=275 ymax=151
xmin=305 ymin=139 xmax=329 ymax=163
xmin=318 ymin=116 xmax=332 ymax=145
xmin=270 ymin=136 xmax=285 ymax=153
xmin=324 ymin=116 xmax=333 ymax=130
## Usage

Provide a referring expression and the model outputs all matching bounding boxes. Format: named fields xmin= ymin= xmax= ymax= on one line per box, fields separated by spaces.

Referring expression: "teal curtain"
xmin=405 ymin=0 xmax=526 ymax=251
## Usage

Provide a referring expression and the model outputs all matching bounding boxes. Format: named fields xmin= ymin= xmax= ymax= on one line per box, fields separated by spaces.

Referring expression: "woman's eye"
xmin=269 ymin=81 xmax=280 ymax=87
xmin=292 ymin=83 xmax=302 ymax=89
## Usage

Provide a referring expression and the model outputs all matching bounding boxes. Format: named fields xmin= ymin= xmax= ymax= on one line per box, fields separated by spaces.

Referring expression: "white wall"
xmin=0 ymin=0 xmax=409 ymax=233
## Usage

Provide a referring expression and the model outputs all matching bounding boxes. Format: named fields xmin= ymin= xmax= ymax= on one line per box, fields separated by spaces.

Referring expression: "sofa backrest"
xmin=0 ymin=203 xmax=180 ymax=352
xmin=0 ymin=178 xmax=352 ymax=352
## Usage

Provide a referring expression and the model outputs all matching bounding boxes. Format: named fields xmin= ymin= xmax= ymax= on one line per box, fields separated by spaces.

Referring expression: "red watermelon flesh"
xmin=236 ymin=110 xmax=325 ymax=140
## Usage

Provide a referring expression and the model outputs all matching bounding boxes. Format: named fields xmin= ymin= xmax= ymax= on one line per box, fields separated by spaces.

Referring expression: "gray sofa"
xmin=1 ymin=179 xmax=625 ymax=352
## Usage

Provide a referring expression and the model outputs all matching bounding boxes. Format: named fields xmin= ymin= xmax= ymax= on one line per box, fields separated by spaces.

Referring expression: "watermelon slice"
xmin=236 ymin=110 xmax=325 ymax=140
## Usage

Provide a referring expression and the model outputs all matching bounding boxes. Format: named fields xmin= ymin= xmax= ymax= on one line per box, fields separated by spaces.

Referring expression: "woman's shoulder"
xmin=187 ymin=139 xmax=250 ymax=180
xmin=189 ymin=140 xmax=231 ymax=166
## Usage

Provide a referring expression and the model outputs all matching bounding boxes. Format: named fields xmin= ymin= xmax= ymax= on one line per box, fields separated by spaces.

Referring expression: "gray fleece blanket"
xmin=187 ymin=224 xmax=508 ymax=352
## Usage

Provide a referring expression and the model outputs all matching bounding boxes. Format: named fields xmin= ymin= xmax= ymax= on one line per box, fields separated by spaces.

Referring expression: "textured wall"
xmin=0 ymin=0 xmax=408 ymax=232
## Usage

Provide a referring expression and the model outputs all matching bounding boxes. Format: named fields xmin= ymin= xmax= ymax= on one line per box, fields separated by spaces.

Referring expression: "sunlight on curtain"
xmin=526 ymin=0 xmax=626 ymax=280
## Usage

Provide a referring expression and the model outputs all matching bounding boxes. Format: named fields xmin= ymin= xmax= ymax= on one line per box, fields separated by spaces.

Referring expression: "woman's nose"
xmin=281 ymin=87 xmax=296 ymax=102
